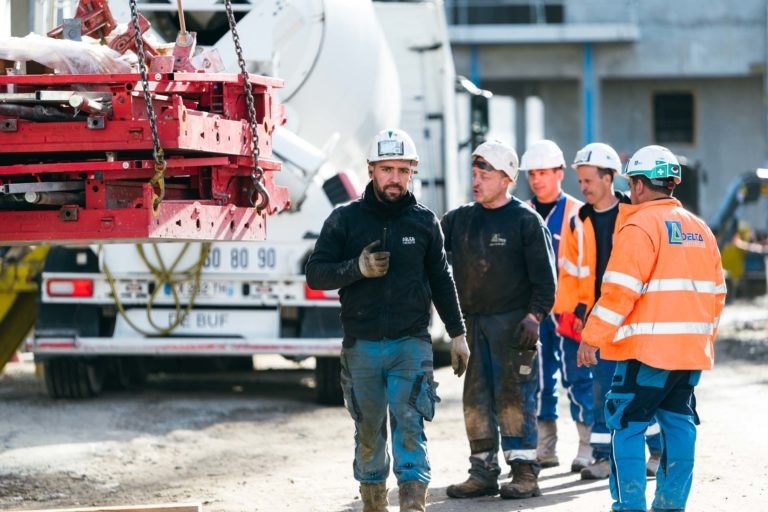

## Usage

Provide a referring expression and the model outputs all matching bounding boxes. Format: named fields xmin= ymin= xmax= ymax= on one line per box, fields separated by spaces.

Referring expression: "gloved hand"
xmin=515 ymin=313 xmax=540 ymax=349
xmin=450 ymin=334 xmax=470 ymax=377
xmin=358 ymin=241 xmax=390 ymax=278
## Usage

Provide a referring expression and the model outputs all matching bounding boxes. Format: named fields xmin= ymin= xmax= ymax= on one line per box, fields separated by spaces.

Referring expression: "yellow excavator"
xmin=0 ymin=246 xmax=48 ymax=372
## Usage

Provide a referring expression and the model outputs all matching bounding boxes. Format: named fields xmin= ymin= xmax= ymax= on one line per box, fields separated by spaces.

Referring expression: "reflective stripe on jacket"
xmin=553 ymin=212 xmax=599 ymax=315
xmin=528 ymin=193 xmax=582 ymax=272
xmin=553 ymin=193 xmax=628 ymax=315
xmin=581 ymin=198 xmax=726 ymax=370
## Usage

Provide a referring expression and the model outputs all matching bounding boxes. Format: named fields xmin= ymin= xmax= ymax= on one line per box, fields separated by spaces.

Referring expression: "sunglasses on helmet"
xmin=472 ymin=158 xmax=497 ymax=172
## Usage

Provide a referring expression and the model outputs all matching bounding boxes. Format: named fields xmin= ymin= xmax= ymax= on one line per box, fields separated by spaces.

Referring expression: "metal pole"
xmin=176 ymin=0 xmax=187 ymax=35
xmin=582 ymin=42 xmax=595 ymax=144
xmin=764 ymin=0 xmax=768 ymax=165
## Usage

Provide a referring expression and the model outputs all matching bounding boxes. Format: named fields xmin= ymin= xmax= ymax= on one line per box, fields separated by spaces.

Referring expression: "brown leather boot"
xmin=446 ymin=476 xmax=499 ymax=498
xmin=398 ymin=480 xmax=427 ymax=512
xmin=360 ymin=482 xmax=388 ymax=512
xmin=500 ymin=462 xmax=541 ymax=499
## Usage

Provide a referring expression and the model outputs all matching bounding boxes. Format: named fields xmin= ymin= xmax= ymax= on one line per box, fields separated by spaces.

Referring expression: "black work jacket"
xmin=305 ymin=182 xmax=465 ymax=343
xmin=441 ymin=197 xmax=557 ymax=317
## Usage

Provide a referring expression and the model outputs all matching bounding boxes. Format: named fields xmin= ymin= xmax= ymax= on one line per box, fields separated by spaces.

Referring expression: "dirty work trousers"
xmin=591 ymin=356 xmax=662 ymax=460
xmin=606 ymin=360 xmax=701 ymax=511
xmin=340 ymin=337 xmax=437 ymax=485
xmin=537 ymin=314 xmax=594 ymax=424
xmin=461 ymin=311 xmax=539 ymax=484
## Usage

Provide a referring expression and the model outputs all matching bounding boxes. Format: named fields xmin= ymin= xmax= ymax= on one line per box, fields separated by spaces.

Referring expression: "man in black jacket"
xmin=305 ymin=128 xmax=468 ymax=512
xmin=443 ymin=140 xmax=557 ymax=501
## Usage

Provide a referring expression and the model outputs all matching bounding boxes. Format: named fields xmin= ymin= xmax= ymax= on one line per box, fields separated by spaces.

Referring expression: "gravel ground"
xmin=0 ymin=300 xmax=766 ymax=512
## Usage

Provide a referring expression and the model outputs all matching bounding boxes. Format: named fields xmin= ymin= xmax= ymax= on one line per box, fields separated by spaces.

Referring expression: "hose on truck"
xmin=101 ymin=242 xmax=212 ymax=336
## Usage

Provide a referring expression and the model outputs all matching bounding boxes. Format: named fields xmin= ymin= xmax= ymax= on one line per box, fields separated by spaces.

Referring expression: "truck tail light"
xmin=304 ymin=283 xmax=339 ymax=300
xmin=47 ymin=279 xmax=94 ymax=297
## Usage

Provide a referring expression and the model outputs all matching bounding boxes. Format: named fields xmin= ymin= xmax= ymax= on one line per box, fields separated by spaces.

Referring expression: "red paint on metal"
xmin=0 ymin=73 xmax=290 ymax=244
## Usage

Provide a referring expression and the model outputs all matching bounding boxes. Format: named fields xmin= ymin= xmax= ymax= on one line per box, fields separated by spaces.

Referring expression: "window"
xmin=653 ymin=92 xmax=694 ymax=144
xmin=447 ymin=1 xmax=564 ymax=25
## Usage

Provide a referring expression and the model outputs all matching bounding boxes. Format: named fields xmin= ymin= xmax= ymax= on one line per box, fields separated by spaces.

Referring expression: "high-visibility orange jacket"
xmin=553 ymin=194 xmax=629 ymax=316
xmin=528 ymin=193 xmax=582 ymax=273
xmin=581 ymin=198 xmax=726 ymax=370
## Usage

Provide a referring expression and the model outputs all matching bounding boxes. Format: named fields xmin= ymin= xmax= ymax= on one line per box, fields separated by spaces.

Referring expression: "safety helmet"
xmin=367 ymin=128 xmax=419 ymax=166
xmin=624 ymin=145 xmax=682 ymax=184
xmin=519 ymin=139 xmax=565 ymax=171
xmin=571 ymin=142 xmax=622 ymax=174
xmin=472 ymin=140 xmax=519 ymax=181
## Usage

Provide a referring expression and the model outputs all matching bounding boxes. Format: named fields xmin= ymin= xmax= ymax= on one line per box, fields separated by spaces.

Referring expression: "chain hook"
xmin=223 ymin=0 xmax=270 ymax=215
xmin=130 ymin=0 xmax=167 ymax=213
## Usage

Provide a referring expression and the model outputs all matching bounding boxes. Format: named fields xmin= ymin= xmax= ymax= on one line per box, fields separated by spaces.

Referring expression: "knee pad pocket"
xmin=605 ymin=391 xmax=635 ymax=430
xmin=340 ymin=354 xmax=362 ymax=422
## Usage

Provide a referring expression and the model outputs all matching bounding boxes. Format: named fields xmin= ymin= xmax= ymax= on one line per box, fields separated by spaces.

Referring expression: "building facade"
xmin=446 ymin=0 xmax=768 ymax=219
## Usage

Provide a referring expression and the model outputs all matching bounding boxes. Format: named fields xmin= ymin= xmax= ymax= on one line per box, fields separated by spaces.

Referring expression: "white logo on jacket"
xmin=402 ymin=236 xmax=416 ymax=245
xmin=489 ymin=234 xmax=507 ymax=247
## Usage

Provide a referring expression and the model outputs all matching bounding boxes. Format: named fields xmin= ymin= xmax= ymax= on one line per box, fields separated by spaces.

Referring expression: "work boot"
xmin=398 ymin=480 xmax=427 ymax=512
xmin=536 ymin=419 xmax=559 ymax=468
xmin=580 ymin=457 xmax=610 ymax=480
xmin=500 ymin=462 xmax=541 ymax=499
xmin=446 ymin=476 xmax=499 ymax=498
xmin=571 ymin=421 xmax=593 ymax=472
xmin=360 ymin=482 xmax=388 ymax=512
xmin=646 ymin=453 xmax=662 ymax=477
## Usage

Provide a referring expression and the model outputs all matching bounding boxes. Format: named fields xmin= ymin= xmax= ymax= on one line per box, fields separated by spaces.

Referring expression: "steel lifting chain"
xmin=223 ymin=0 xmax=271 ymax=213
xmin=129 ymin=0 xmax=167 ymax=212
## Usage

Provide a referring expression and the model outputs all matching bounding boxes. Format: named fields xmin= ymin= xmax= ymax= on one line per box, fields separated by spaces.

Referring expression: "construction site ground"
xmin=1 ymin=299 xmax=766 ymax=512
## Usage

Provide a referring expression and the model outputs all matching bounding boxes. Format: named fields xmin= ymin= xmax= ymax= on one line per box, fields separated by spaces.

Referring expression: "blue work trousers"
xmin=340 ymin=337 xmax=438 ymax=485
xmin=592 ymin=356 xmax=662 ymax=460
xmin=606 ymin=360 xmax=701 ymax=512
xmin=537 ymin=314 xmax=594 ymax=424
xmin=462 ymin=311 xmax=539 ymax=483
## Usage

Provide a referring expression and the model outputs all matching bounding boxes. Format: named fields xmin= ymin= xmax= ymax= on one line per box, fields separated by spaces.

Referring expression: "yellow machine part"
xmin=0 ymin=246 xmax=49 ymax=372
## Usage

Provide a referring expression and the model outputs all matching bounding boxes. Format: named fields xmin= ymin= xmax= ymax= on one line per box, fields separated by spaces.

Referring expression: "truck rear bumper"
xmin=28 ymin=336 xmax=342 ymax=357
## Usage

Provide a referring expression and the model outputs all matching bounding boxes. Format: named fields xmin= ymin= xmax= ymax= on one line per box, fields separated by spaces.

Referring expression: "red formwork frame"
xmin=0 ymin=72 xmax=291 ymax=244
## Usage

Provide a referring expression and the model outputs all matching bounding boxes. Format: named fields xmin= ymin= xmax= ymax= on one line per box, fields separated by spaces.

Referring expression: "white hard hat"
xmin=520 ymin=139 xmax=565 ymax=171
xmin=624 ymin=145 xmax=682 ymax=184
xmin=472 ymin=140 xmax=519 ymax=181
xmin=572 ymin=142 xmax=623 ymax=174
xmin=367 ymin=128 xmax=419 ymax=166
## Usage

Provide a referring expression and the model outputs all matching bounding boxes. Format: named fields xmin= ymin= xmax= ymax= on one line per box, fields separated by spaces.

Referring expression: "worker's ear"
xmin=368 ymin=165 xmax=374 ymax=178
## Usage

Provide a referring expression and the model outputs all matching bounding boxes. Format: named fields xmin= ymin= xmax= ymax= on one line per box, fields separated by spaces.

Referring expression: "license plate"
xmin=202 ymin=245 xmax=282 ymax=273
xmin=164 ymin=281 xmax=236 ymax=299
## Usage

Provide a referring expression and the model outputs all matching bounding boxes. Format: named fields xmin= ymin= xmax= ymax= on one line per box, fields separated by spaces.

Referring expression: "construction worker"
xmin=520 ymin=139 xmax=592 ymax=471
xmin=577 ymin=145 xmax=726 ymax=512
xmin=555 ymin=143 xmax=663 ymax=480
xmin=443 ymin=140 xmax=557 ymax=500
xmin=305 ymin=128 xmax=469 ymax=512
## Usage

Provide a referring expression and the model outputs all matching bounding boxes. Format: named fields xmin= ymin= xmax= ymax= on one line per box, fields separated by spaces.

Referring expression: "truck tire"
xmin=43 ymin=357 xmax=103 ymax=399
xmin=102 ymin=357 xmax=148 ymax=391
xmin=315 ymin=356 xmax=343 ymax=406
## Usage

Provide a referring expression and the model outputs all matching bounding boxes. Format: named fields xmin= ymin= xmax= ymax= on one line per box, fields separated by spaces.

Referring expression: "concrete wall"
xmin=448 ymin=0 xmax=768 ymax=219
xmin=601 ymin=76 xmax=765 ymax=219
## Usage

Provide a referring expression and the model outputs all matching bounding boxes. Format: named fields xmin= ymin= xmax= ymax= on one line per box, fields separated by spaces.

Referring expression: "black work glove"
xmin=358 ymin=241 xmax=390 ymax=278
xmin=515 ymin=313 xmax=540 ymax=349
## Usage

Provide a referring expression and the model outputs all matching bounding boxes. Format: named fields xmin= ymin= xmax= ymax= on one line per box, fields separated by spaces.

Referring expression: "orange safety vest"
xmin=553 ymin=211 xmax=603 ymax=315
xmin=581 ymin=198 xmax=726 ymax=370
xmin=553 ymin=195 xmax=628 ymax=315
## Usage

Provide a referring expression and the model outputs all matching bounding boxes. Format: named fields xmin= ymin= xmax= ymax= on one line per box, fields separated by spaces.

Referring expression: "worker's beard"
xmin=373 ymin=182 xmax=406 ymax=203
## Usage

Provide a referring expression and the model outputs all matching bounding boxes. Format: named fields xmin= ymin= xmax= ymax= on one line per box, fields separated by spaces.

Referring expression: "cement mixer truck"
xmin=26 ymin=0 xmax=490 ymax=403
